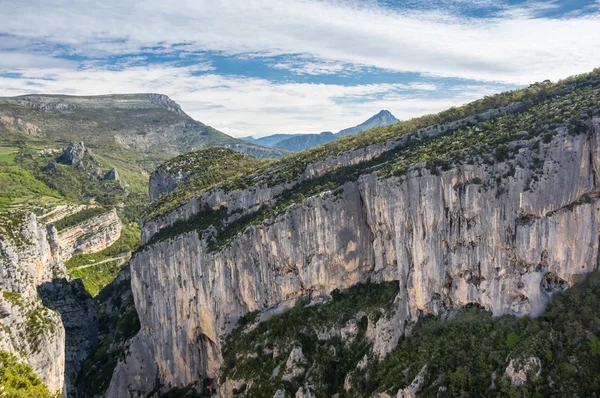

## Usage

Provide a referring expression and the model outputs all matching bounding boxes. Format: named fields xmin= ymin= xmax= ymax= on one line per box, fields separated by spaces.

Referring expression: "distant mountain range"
xmin=241 ymin=110 xmax=400 ymax=152
xmin=239 ymin=133 xmax=304 ymax=148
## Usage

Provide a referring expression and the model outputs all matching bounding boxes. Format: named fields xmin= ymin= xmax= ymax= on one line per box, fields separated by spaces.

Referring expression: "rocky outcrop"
xmin=103 ymin=168 xmax=120 ymax=181
xmin=281 ymin=346 xmax=307 ymax=382
xmin=0 ymin=211 xmax=67 ymax=395
xmin=397 ymin=365 xmax=428 ymax=398
xmin=57 ymin=209 xmax=122 ymax=260
xmin=58 ymin=142 xmax=88 ymax=166
xmin=149 ymin=167 xmax=193 ymax=203
xmin=145 ymin=93 xmax=185 ymax=115
xmin=504 ymin=357 xmax=542 ymax=386
xmin=0 ymin=211 xmax=64 ymax=296
xmin=0 ymin=113 xmax=43 ymax=136
xmin=366 ymin=296 xmax=405 ymax=358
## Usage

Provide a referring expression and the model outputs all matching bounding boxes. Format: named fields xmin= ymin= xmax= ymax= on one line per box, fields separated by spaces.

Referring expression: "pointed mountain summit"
xmin=336 ymin=109 xmax=400 ymax=138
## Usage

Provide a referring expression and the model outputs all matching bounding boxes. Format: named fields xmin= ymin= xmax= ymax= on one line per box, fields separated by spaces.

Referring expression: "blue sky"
xmin=0 ymin=0 xmax=599 ymax=137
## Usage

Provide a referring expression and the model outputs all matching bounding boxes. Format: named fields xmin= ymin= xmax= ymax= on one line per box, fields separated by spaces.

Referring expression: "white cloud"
xmin=1 ymin=0 xmax=599 ymax=84
xmin=0 ymin=64 xmax=512 ymax=136
xmin=0 ymin=52 xmax=74 ymax=70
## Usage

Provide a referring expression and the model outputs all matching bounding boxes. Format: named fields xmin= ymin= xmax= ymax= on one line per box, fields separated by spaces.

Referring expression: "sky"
xmin=0 ymin=0 xmax=599 ymax=137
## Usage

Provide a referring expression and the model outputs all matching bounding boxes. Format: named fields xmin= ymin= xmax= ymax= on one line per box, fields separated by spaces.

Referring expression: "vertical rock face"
xmin=108 ymin=117 xmax=600 ymax=396
xmin=39 ymin=279 xmax=98 ymax=398
xmin=0 ymin=208 xmax=116 ymax=397
xmin=0 ymin=211 xmax=67 ymax=395
xmin=0 ymin=212 xmax=63 ymax=298
xmin=56 ymin=209 xmax=122 ymax=261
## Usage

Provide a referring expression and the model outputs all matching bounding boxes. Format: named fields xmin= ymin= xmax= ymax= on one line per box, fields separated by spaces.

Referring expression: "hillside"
xmin=221 ymin=272 xmax=600 ymax=397
xmin=101 ymin=68 xmax=600 ymax=397
xmin=0 ymin=94 xmax=285 ymax=299
xmin=0 ymin=94 xmax=283 ymax=160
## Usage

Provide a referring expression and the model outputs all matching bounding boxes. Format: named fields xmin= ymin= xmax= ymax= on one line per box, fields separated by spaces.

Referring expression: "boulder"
xmin=58 ymin=142 xmax=87 ymax=166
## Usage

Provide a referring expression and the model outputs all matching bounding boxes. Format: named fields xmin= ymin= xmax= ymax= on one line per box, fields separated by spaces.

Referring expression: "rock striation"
xmin=56 ymin=209 xmax=122 ymax=261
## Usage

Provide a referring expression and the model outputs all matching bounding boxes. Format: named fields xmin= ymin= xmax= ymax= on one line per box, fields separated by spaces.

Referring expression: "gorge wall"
xmin=0 ymin=212 xmax=67 ymax=395
xmin=0 ymin=206 xmax=124 ymax=397
xmin=107 ymin=102 xmax=600 ymax=396
xmin=57 ymin=208 xmax=122 ymax=260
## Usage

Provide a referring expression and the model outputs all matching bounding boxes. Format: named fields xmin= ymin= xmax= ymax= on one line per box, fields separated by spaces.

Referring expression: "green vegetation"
xmin=0 ymin=146 xmax=18 ymax=164
xmin=70 ymin=260 xmax=123 ymax=297
xmin=2 ymin=291 xmax=24 ymax=307
xmin=146 ymin=147 xmax=268 ymax=219
xmin=52 ymin=206 xmax=107 ymax=231
xmin=14 ymin=148 xmax=146 ymax=220
xmin=64 ymin=221 xmax=140 ymax=296
xmin=0 ymin=141 xmax=145 ymax=294
xmin=220 ymin=281 xmax=399 ymax=396
xmin=222 ymin=272 xmax=600 ymax=397
xmin=0 ymin=350 xmax=56 ymax=398
xmin=0 ymin=165 xmax=61 ymax=206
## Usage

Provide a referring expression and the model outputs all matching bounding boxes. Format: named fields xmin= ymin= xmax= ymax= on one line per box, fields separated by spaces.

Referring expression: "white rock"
xmin=505 ymin=357 xmax=542 ymax=386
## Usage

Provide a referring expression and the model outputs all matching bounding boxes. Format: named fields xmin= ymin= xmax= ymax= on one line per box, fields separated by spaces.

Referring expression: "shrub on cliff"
xmin=0 ymin=350 xmax=55 ymax=398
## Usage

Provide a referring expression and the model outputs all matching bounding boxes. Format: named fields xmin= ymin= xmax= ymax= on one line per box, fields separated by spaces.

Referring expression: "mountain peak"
xmin=336 ymin=110 xmax=399 ymax=138
xmin=365 ymin=110 xmax=399 ymax=125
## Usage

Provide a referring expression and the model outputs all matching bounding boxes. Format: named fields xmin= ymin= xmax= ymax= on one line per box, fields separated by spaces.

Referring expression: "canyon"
xmin=2 ymin=69 xmax=600 ymax=397
xmin=105 ymin=73 xmax=600 ymax=395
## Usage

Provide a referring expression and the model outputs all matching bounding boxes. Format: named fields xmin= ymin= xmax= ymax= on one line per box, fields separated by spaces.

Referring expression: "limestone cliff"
xmin=56 ymin=209 xmax=122 ymax=260
xmin=0 ymin=206 xmax=123 ymax=397
xmin=108 ymin=72 xmax=600 ymax=396
xmin=0 ymin=211 xmax=67 ymax=395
